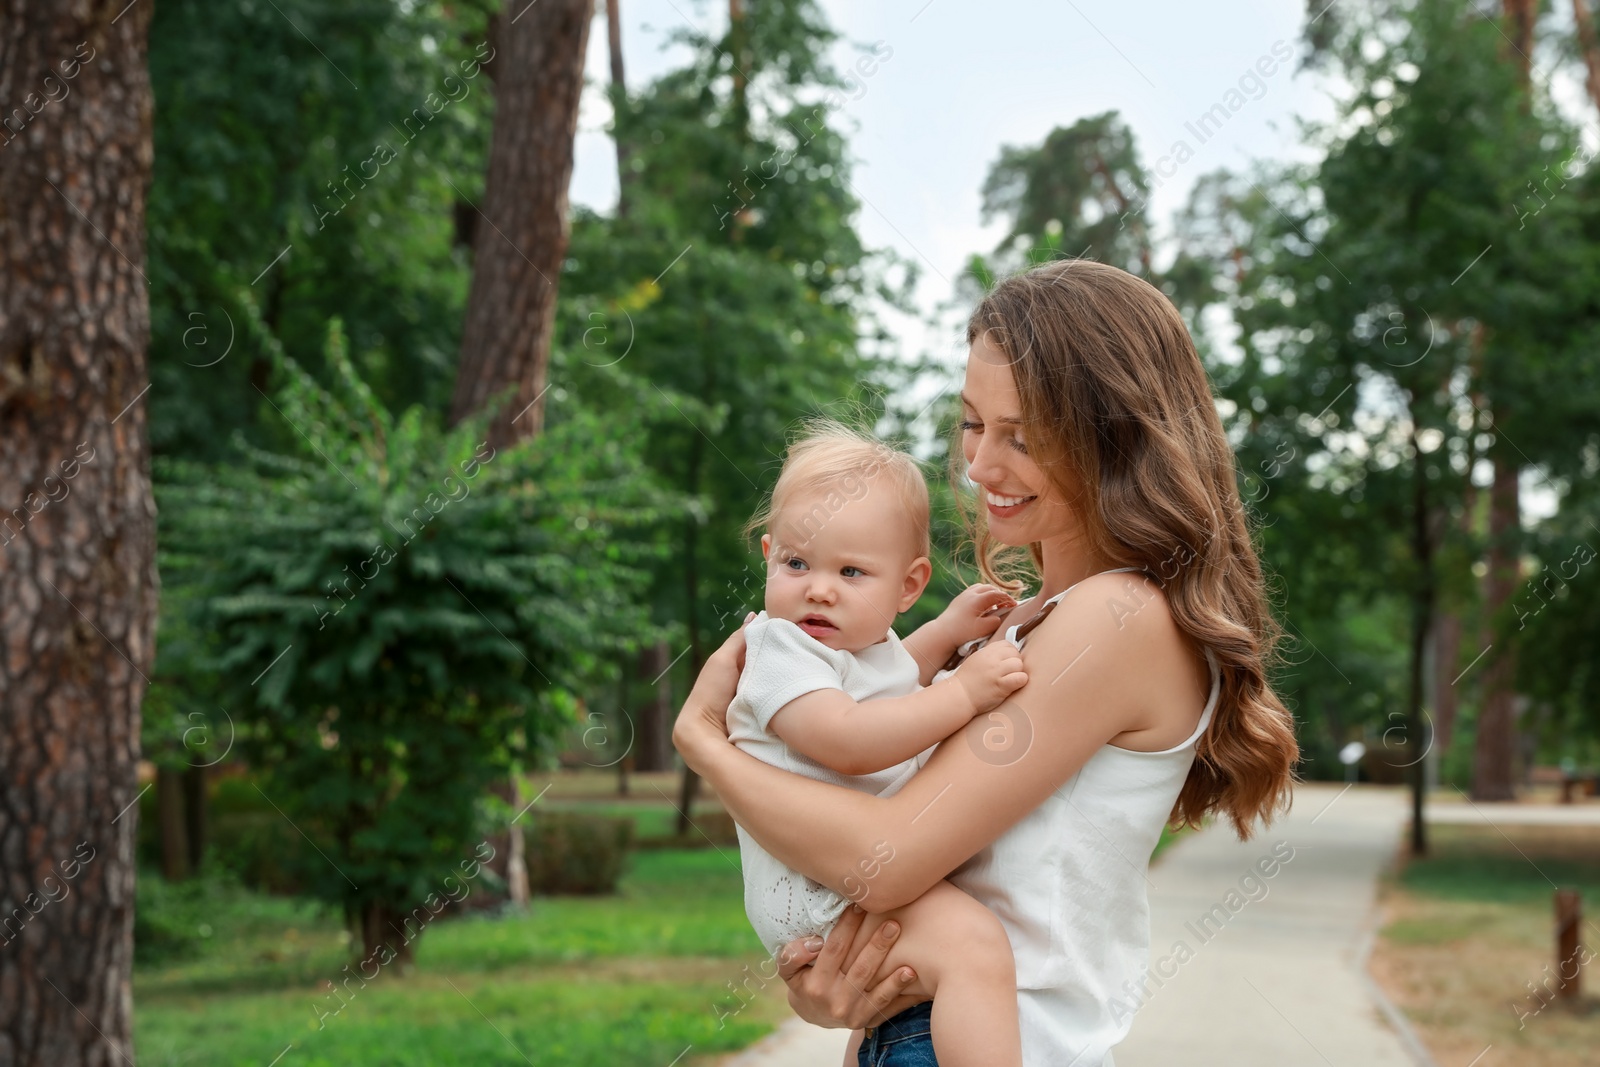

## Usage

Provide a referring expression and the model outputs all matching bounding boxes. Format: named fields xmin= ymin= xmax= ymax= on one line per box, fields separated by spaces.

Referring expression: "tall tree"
xmin=444 ymin=0 xmax=593 ymax=905
xmin=1471 ymin=0 xmax=1539 ymax=800
xmin=978 ymin=112 xmax=1154 ymax=277
xmin=1576 ymin=0 xmax=1600 ymax=110
xmin=448 ymin=0 xmax=595 ymax=449
xmin=0 ymin=4 xmax=157 ymax=1063
xmin=145 ymin=0 xmax=494 ymax=459
xmin=606 ymin=0 xmax=634 ymax=218
xmin=576 ymin=0 xmax=899 ymax=828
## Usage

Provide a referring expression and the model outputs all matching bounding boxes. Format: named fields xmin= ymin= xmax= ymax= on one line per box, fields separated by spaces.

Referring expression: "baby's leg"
xmin=854 ymin=880 xmax=1021 ymax=1067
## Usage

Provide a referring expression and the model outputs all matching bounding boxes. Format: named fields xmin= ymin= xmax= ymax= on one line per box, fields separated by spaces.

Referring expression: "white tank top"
xmin=929 ymin=568 xmax=1220 ymax=1067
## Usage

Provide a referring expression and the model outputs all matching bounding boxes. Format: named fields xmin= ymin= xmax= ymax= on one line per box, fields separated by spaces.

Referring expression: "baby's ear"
xmin=899 ymin=556 xmax=932 ymax=611
xmin=760 ymin=533 xmax=771 ymax=560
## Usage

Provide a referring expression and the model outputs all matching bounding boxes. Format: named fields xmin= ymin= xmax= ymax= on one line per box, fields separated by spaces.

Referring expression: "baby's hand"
xmin=952 ymin=639 xmax=1028 ymax=713
xmin=939 ymin=584 xmax=1018 ymax=645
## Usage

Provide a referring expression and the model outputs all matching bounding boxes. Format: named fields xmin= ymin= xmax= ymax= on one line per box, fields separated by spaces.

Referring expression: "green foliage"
xmin=146 ymin=0 xmax=494 ymax=458
xmin=525 ymin=813 xmax=635 ymax=895
xmin=134 ymin=866 xmax=262 ymax=965
xmin=979 ymin=111 xmax=1154 ymax=276
xmin=554 ymin=0 xmax=917 ymax=673
xmin=1171 ymin=0 xmax=1600 ymax=763
xmin=154 ymin=310 xmax=679 ymax=930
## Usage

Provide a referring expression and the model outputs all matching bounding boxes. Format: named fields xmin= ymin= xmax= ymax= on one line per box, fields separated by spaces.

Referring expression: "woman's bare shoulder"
xmin=1024 ymin=572 xmax=1208 ymax=748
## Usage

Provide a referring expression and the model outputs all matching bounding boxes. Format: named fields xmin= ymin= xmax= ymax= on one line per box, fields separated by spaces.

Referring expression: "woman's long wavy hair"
xmin=955 ymin=259 xmax=1297 ymax=837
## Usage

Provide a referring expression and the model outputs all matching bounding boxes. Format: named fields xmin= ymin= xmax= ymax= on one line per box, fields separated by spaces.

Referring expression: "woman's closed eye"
xmin=959 ymin=418 xmax=1029 ymax=453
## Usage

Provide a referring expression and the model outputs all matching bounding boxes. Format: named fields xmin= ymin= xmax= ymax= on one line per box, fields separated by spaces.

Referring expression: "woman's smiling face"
xmin=960 ymin=331 xmax=1076 ymax=549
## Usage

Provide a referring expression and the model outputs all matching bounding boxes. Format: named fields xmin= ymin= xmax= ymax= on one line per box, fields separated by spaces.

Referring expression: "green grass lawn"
xmin=134 ymin=849 xmax=783 ymax=1067
xmin=136 ymin=773 xmax=1191 ymax=1066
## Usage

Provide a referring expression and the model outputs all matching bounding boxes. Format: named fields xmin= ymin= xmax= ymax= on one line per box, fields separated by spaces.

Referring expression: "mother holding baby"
xmin=674 ymin=259 xmax=1298 ymax=1066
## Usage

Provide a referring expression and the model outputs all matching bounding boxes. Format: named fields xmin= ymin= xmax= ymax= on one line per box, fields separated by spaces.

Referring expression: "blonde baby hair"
xmin=745 ymin=416 xmax=930 ymax=561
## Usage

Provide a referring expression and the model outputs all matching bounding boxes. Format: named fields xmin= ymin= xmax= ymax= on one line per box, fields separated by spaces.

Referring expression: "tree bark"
xmin=448 ymin=0 xmax=594 ymax=449
xmin=1576 ymin=0 xmax=1600 ymax=116
xmin=605 ymin=0 xmax=633 ymax=218
xmin=1407 ymin=416 xmax=1433 ymax=855
xmin=1469 ymin=6 xmax=1535 ymax=802
xmin=360 ymin=901 xmax=417 ymax=970
xmin=158 ymin=767 xmax=189 ymax=881
xmin=182 ymin=764 xmax=207 ymax=874
xmin=0 ymin=4 xmax=157 ymax=1064
xmin=1430 ymin=610 xmax=1463 ymax=753
xmin=674 ymin=434 xmax=706 ymax=834
xmin=633 ymin=641 xmax=674 ymax=772
xmin=1504 ymin=0 xmax=1537 ymax=81
xmin=1472 ymin=451 xmax=1521 ymax=800
xmin=484 ymin=777 xmax=530 ymax=910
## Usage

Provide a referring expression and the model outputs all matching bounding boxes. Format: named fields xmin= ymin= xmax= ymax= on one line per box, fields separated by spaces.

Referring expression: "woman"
xmin=675 ymin=259 xmax=1298 ymax=1066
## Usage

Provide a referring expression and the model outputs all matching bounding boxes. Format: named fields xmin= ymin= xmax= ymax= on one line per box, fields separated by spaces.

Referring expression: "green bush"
xmin=134 ymin=867 xmax=248 ymax=964
xmin=154 ymin=314 xmax=679 ymax=958
xmin=526 ymin=813 xmax=634 ymax=895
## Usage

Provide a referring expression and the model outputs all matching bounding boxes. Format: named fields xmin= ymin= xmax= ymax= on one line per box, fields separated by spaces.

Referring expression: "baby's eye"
xmin=841 ymin=566 xmax=865 ymax=578
xmin=784 ymin=557 xmax=807 ymax=571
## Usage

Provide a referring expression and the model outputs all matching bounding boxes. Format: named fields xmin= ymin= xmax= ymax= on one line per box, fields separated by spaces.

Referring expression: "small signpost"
xmin=1339 ymin=741 xmax=1366 ymax=784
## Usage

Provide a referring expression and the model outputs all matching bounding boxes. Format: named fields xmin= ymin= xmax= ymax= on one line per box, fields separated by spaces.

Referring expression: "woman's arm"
xmin=676 ymin=572 xmax=1177 ymax=913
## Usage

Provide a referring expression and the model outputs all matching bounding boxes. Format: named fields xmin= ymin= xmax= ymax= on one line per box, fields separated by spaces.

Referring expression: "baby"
xmin=727 ymin=420 xmax=1028 ymax=1067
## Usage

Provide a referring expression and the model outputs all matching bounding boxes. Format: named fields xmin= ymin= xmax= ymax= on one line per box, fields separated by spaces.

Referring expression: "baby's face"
xmin=761 ymin=484 xmax=929 ymax=653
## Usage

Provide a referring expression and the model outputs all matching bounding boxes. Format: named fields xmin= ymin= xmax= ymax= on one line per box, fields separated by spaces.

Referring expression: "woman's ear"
xmin=899 ymin=556 xmax=933 ymax=612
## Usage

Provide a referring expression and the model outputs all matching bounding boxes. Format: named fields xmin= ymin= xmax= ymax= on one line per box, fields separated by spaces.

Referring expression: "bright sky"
xmin=568 ymin=0 xmax=1338 ymax=367
xmin=567 ymin=0 xmax=1585 ymax=518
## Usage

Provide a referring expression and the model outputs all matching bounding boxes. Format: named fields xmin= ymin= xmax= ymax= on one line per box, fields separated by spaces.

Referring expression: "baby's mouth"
xmin=798 ymin=615 xmax=838 ymax=637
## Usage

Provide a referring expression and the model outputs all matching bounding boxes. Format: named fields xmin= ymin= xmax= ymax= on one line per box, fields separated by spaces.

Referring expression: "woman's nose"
xmin=966 ymin=434 xmax=1006 ymax=486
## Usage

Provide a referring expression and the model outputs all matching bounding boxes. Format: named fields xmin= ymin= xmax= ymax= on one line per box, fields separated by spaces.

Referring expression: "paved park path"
xmin=720 ymin=783 xmax=1426 ymax=1067
xmin=1116 ymin=782 xmax=1423 ymax=1066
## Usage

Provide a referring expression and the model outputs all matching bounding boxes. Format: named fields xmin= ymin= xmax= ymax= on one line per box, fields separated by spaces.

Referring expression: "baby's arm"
xmin=901 ymin=584 xmax=1017 ymax=686
xmin=768 ymin=641 xmax=1027 ymax=777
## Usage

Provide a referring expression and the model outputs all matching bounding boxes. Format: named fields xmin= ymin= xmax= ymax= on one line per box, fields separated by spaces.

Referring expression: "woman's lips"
xmin=985 ymin=495 xmax=1037 ymax=519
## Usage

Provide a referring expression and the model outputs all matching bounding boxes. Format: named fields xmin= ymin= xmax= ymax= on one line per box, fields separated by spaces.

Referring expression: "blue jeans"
xmin=856 ymin=1002 xmax=938 ymax=1067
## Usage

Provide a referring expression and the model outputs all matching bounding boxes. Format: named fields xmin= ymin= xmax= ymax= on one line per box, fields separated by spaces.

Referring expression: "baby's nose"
xmin=806 ymin=577 xmax=837 ymax=601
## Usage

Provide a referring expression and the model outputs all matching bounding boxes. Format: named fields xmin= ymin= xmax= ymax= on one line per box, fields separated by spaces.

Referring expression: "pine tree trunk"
xmin=1432 ymin=477 xmax=1478 ymax=758
xmin=447 ymin=0 xmax=594 ymax=449
xmin=1430 ymin=610 xmax=1463 ymax=754
xmin=1577 ymin=0 xmax=1600 ymax=112
xmin=633 ymin=641 xmax=674 ymax=772
xmin=0 ymin=5 xmax=157 ymax=1064
xmin=1472 ymin=453 xmax=1521 ymax=800
xmin=183 ymin=764 xmax=207 ymax=873
xmin=360 ymin=901 xmax=417 ymax=969
xmin=1406 ymin=416 xmax=1433 ymax=855
xmin=1469 ymin=5 xmax=1535 ymax=802
xmin=605 ymin=0 xmax=633 ymax=218
xmin=158 ymin=767 xmax=189 ymax=881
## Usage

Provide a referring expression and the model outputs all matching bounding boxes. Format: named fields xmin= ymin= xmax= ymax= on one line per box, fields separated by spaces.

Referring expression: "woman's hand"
xmin=775 ymin=905 xmax=926 ymax=1029
xmin=671 ymin=613 xmax=755 ymax=773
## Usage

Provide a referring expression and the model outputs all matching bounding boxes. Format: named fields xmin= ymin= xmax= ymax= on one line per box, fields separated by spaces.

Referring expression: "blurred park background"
xmin=4 ymin=0 xmax=1600 ymax=1064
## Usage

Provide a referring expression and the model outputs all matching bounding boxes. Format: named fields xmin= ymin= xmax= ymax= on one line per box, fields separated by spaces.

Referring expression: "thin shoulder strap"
xmin=1018 ymin=566 xmax=1145 ymax=640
